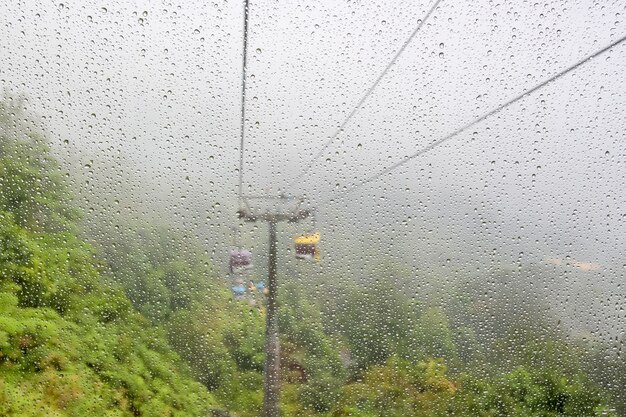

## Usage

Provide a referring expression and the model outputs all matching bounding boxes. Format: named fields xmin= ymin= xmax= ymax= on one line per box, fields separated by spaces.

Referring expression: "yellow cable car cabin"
xmin=294 ymin=233 xmax=320 ymax=261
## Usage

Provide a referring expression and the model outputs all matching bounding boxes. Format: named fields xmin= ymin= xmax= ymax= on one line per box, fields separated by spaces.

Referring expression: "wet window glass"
xmin=0 ymin=1 xmax=624 ymax=416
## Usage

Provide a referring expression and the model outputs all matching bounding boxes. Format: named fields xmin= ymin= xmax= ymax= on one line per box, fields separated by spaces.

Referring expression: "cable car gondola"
xmin=294 ymin=233 xmax=320 ymax=261
xmin=229 ymin=249 xmax=253 ymax=273
xmin=255 ymin=282 xmax=269 ymax=296
xmin=232 ymin=285 xmax=246 ymax=300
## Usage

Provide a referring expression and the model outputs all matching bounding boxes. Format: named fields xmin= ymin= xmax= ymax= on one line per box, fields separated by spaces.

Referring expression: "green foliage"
xmin=279 ymin=284 xmax=345 ymax=415
xmin=165 ymin=298 xmax=266 ymax=416
xmin=0 ymin=245 xmax=214 ymax=416
xmin=333 ymin=357 xmax=456 ymax=417
xmin=450 ymin=367 xmax=616 ymax=417
xmin=583 ymin=342 xmax=626 ymax=416
xmin=330 ymin=276 xmax=459 ymax=376
xmin=88 ymin=220 xmax=215 ymax=323
xmin=332 ymin=358 xmax=615 ymax=417
xmin=334 ymin=278 xmax=418 ymax=373
xmin=0 ymin=97 xmax=80 ymax=233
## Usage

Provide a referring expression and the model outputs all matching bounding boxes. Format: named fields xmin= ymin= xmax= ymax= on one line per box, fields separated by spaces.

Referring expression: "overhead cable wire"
xmin=283 ymin=0 xmax=443 ymax=191
xmin=238 ymin=0 xmax=251 ymax=205
xmin=234 ymin=0 xmax=251 ymax=249
xmin=317 ymin=33 xmax=626 ymax=206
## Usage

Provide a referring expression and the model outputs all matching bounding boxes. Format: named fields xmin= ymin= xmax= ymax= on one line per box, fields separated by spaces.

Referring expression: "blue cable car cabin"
xmin=231 ymin=285 xmax=246 ymax=300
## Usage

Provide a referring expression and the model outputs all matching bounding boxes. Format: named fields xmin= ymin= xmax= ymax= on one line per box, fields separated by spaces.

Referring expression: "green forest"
xmin=0 ymin=95 xmax=624 ymax=416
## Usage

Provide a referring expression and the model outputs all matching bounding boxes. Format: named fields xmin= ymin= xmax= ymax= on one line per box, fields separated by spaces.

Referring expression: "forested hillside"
xmin=1 ymin=96 xmax=623 ymax=416
xmin=0 ymin=98 xmax=214 ymax=416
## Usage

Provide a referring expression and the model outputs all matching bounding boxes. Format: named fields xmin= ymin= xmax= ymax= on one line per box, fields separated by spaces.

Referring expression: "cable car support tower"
xmin=238 ymin=196 xmax=310 ymax=417
xmin=235 ymin=0 xmax=312 ymax=414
